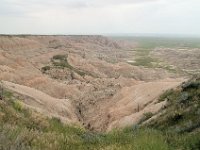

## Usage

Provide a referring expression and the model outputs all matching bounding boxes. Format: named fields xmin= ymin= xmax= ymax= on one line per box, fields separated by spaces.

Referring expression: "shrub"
xmin=12 ymin=100 xmax=23 ymax=112
xmin=158 ymin=89 xmax=174 ymax=102
xmin=139 ymin=112 xmax=154 ymax=124
xmin=41 ymin=66 xmax=51 ymax=73
xmin=178 ymin=92 xmax=190 ymax=104
xmin=182 ymin=81 xmax=200 ymax=90
xmin=51 ymin=55 xmax=86 ymax=77
xmin=52 ymin=55 xmax=66 ymax=60
xmin=169 ymin=112 xmax=183 ymax=123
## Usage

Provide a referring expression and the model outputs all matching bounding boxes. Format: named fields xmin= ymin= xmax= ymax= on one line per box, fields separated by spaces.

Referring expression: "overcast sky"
xmin=0 ymin=0 xmax=200 ymax=35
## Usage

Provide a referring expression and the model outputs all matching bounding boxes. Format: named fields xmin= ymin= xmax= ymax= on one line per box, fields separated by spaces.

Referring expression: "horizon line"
xmin=0 ymin=33 xmax=200 ymax=38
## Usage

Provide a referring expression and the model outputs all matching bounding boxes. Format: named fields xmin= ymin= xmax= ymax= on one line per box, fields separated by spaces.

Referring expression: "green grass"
xmin=51 ymin=55 xmax=86 ymax=77
xmin=113 ymin=36 xmax=199 ymax=74
xmin=1 ymin=77 xmax=200 ymax=149
xmin=133 ymin=56 xmax=158 ymax=68
xmin=111 ymin=36 xmax=200 ymax=49
xmin=40 ymin=54 xmax=87 ymax=77
xmin=145 ymin=77 xmax=200 ymax=149
xmin=139 ymin=112 xmax=154 ymax=124
xmin=148 ymin=77 xmax=200 ymax=132
xmin=157 ymin=89 xmax=174 ymax=102
xmin=0 ymin=89 xmax=170 ymax=150
xmin=129 ymin=49 xmax=179 ymax=74
xmin=129 ymin=49 xmax=161 ymax=68
xmin=51 ymin=55 xmax=73 ymax=69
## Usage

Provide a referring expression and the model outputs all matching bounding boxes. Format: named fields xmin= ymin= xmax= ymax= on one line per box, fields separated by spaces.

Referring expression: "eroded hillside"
xmin=0 ymin=35 xmax=185 ymax=131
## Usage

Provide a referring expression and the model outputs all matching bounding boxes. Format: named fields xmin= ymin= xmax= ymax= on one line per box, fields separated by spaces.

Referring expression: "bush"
xmin=158 ymin=89 xmax=174 ymax=102
xmin=52 ymin=55 xmax=66 ymax=61
xmin=41 ymin=66 xmax=51 ymax=73
xmin=12 ymin=100 xmax=23 ymax=112
xmin=178 ymin=92 xmax=190 ymax=104
xmin=182 ymin=81 xmax=200 ymax=90
xmin=139 ymin=112 xmax=154 ymax=124
xmin=51 ymin=55 xmax=86 ymax=77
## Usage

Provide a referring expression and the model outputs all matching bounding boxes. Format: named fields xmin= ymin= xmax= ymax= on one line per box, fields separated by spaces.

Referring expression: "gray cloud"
xmin=0 ymin=0 xmax=200 ymax=35
xmin=0 ymin=0 xmax=159 ymax=14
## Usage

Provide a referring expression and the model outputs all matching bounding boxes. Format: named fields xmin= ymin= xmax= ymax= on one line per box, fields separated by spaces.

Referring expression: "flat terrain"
xmin=112 ymin=36 xmax=200 ymax=75
xmin=0 ymin=35 xmax=198 ymax=131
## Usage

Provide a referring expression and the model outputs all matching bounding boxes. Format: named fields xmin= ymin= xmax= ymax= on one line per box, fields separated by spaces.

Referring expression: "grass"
xmin=148 ymin=77 xmax=200 ymax=131
xmin=133 ymin=56 xmax=158 ymax=68
xmin=0 ymin=77 xmax=200 ymax=149
xmin=128 ymin=49 xmax=179 ymax=74
xmin=115 ymin=37 xmax=198 ymax=74
xmin=111 ymin=36 xmax=200 ymax=49
xmin=41 ymin=54 xmax=86 ymax=77
xmin=152 ymin=77 xmax=200 ymax=149
xmin=129 ymin=49 xmax=161 ymax=68
xmin=139 ymin=112 xmax=154 ymax=123
xmin=157 ymin=89 xmax=174 ymax=102
xmin=51 ymin=55 xmax=73 ymax=69
xmin=0 ymin=89 xmax=170 ymax=150
xmin=51 ymin=55 xmax=86 ymax=77
xmin=145 ymin=77 xmax=200 ymax=149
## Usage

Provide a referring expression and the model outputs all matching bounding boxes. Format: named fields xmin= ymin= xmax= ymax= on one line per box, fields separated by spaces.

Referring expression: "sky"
xmin=0 ymin=0 xmax=200 ymax=35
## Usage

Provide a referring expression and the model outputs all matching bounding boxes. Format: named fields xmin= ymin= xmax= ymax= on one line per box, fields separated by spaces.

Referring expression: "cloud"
xmin=0 ymin=0 xmax=159 ymax=15
xmin=0 ymin=0 xmax=200 ymax=35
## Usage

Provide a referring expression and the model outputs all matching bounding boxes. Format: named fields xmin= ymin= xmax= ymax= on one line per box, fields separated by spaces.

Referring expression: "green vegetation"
xmin=114 ymin=36 xmax=199 ymax=74
xmin=51 ymin=54 xmax=86 ymax=76
xmin=129 ymin=49 xmax=160 ymax=68
xmin=112 ymin=36 xmax=200 ymax=49
xmin=140 ymin=112 xmax=154 ymax=123
xmin=133 ymin=56 xmax=158 ymax=68
xmin=128 ymin=48 xmax=178 ymax=73
xmin=148 ymin=77 xmax=200 ymax=131
xmin=41 ymin=66 xmax=51 ymax=73
xmin=41 ymin=54 xmax=86 ymax=77
xmin=158 ymin=89 xmax=174 ymax=102
xmin=51 ymin=54 xmax=73 ymax=69
xmin=0 ymin=77 xmax=200 ymax=149
xmin=0 ymin=89 xmax=169 ymax=150
xmin=52 ymin=55 xmax=66 ymax=60
xmin=146 ymin=77 xmax=200 ymax=149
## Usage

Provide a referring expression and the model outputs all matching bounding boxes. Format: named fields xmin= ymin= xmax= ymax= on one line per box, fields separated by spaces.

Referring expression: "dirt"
xmin=0 ymin=35 xmax=186 ymax=131
xmin=152 ymin=48 xmax=200 ymax=74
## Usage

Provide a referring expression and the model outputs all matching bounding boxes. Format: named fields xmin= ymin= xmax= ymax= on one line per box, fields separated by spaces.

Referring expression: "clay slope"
xmin=3 ymin=80 xmax=78 ymax=124
xmin=0 ymin=35 xmax=184 ymax=131
xmin=106 ymin=79 xmax=184 ymax=131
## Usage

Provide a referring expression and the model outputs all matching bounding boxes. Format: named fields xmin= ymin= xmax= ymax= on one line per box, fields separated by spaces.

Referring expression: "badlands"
xmin=0 ymin=35 xmax=186 ymax=131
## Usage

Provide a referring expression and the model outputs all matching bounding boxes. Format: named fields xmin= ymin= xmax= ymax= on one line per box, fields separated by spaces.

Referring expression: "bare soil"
xmin=0 ymin=35 xmax=186 ymax=131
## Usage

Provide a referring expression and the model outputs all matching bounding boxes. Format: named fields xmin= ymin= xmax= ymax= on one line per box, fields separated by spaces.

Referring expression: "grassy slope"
xmin=0 ymin=90 xmax=168 ymax=150
xmin=146 ymin=76 xmax=200 ymax=149
xmin=0 ymin=77 xmax=199 ymax=150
